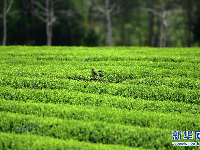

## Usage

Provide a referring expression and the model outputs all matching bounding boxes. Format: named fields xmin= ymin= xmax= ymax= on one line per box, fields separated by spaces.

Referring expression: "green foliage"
xmin=0 ymin=132 xmax=138 ymax=150
xmin=0 ymin=99 xmax=199 ymax=131
xmin=0 ymin=86 xmax=200 ymax=114
xmin=0 ymin=111 xmax=174 ymax=149
xmin=0 ymin=46 xmax=200 ymax=150
xmin=0 ymin=76 xmax=199 ymax=104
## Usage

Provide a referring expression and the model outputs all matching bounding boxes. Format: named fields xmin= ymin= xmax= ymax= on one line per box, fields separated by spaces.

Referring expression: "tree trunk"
xmin=120 ymin=12 xmax=126 ymax=46
xmin=186 ymin=0 xmax=192 ymax=47
xmin=159 ymin=0 xmax=166 ymax=48
xmin=159 ymin=19 xmax=163 ymax=47
xmin=153 ymin=17 xmax=159 ymax=47
xmin=148 ymin=13 xmax=154 ymax=47
xmin=46 ymin=0 xmax=52 ymax=46
xmin=23 ymin=0 xmax=30 ymax=45
xmin=165 ymin=26 xmax=169 ymax=47
xmin=2 ymin=0 xmax=7 ymax=46
xmin=147 ymin=0 xmax=154 ymax=47
xmin=46 ymin=23 xmax=52 ymax=46
xmin=105 ymin=0 xmax=112 ymax=46
xmin=163 ymin=25 xmax=168 ymax=47
xmin=31 ymin=0 xmax=36 ymax=45
xmin=46 ymin=0 xmax=50 ymax=45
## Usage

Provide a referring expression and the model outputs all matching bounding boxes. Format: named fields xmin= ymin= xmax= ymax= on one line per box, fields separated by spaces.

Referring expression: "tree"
xmin=141 ymin=0 xmax=181 ymax=47
xmin=31 ymin=0 xmax=58 ymax=46
xmin=0 ymin=0 xmax=14 ymax=45
xmin=113 ymin=0 xmax=141 ymax=46
xmin=178 ymin=0 xmax=198 ymax=47
xmin=147 ymin=0 xmax=154 ymax=47
xmin=141 ymin=0 xmax=167 ymax=47
xmin=94 ymin=0 xmax=118 ymax=46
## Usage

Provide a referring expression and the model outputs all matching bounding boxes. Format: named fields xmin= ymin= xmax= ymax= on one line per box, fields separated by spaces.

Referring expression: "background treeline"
xmin=0 ymin=0 xmax=200 ymax=47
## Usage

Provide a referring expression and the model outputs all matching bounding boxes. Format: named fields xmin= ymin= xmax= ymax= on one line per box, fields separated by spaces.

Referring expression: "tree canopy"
xmin=0 ymin=0 xmax=199 ymax=47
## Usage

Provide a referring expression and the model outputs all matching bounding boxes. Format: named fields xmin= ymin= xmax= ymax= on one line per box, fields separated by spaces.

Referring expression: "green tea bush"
xmin=0 ymin=46 xmax=200 ymax=150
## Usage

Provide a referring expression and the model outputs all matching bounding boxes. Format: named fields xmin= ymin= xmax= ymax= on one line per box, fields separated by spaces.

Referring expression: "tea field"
xmin=0 ymin=46 xmax=200 ymax=150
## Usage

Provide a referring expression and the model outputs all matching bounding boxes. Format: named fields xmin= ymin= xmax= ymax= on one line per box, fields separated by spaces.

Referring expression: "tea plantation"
xmin=0 ymin=46 xmax=200 ymax=150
